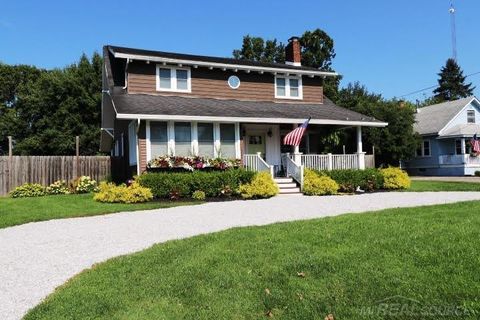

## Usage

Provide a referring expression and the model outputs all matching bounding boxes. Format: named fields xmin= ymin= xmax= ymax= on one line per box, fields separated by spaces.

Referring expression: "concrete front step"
xmin=277 ymin=182 xmax=297 ymax=188
xmin=274 ymin=178 xmax=294 ymax=184
xmin=278 ymin=187 xmax=301 ymax=194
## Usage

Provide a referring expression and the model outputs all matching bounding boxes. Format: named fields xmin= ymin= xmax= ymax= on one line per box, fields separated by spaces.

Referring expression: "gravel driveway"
xmin=2 ymin=192 xmax=480 ymax=320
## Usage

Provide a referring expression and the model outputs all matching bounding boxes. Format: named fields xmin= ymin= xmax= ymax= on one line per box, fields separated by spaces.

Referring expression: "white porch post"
xmin=213 ymin=122 xmax=221 ymax=158
xmin=356 ymin=126 xmax=365 ymax=169
xmin=461 ymin=138 xmax=466 ymax=154
xmin=293 ymin=124 xmax=302 ymax=166
xmin=191 ymin=122 xmax=198 ymax=156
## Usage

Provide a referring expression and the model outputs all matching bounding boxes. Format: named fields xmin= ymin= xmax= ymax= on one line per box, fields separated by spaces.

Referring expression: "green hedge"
xmin=137 ymin=169 xmax=255 ymax=199
xmin=317 ymin=168 xmax=384 ymax=193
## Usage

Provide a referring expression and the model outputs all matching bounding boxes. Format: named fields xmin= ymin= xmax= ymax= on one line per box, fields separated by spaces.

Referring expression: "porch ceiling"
xmin=113 ymin=94 xmax=387 ymax=127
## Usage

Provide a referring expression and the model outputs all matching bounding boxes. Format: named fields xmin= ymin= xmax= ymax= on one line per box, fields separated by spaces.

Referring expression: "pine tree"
xmin=433 ymin=58 xmax=475 ymax=102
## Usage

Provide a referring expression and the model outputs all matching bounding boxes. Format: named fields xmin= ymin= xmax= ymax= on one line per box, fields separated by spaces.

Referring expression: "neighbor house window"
xmin=422 ymin=140 xmax=431 ymax=157
xmin=467 ymin=110 xmax=476 ymax=123
xmin=275 ymin=75 xmax=302 ymax=99
xmin=219 ymin=123 xmax=236 ymax=158
xmin=455 ymin=139 xmax=463 ymax=155
xmin=197 ymin=123 xmax=214 ymax=157
xmin=156 ymin=65 xmax=191 ymax=92
xmin=174 ymin=122 xmax=192 ymax=156
xmin=150 ymin=121 xmax=168 ymax=157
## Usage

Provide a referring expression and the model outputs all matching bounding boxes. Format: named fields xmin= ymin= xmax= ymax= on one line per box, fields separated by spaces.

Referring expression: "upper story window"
xmin=156 ymin=65 xmax=191 ymax=93
xmin=275 ymin=75 xmax=302 ymax=99
xmin=467 ymin=110 xmax=476 ymax=123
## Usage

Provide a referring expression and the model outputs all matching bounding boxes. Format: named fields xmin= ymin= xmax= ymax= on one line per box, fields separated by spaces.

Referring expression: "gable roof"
xmin=106 ymin=45 xmax=337 ymax=77
xmin=414 ymin=96 xmax=476 ymax=135
xmin=112 ymin=94 xmax=386 ymax=127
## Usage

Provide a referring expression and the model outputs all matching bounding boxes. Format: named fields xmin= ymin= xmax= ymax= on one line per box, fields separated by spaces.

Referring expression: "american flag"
xmin=283 ymin=118 xmax=311 ymax=146
xmin=471 ymin=134 xmax=480 ymax=153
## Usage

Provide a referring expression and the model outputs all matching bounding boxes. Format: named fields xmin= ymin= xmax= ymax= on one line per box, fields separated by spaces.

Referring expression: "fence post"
xmin=7 ymin=136 xmax=12 ymax=193
xmin=75 ymin=136 xmax=80 ymax=178
xmin=358 ymin=152 xmax=365 ymax=170
xmin=327 ymin=153 xmax=333 ymax=170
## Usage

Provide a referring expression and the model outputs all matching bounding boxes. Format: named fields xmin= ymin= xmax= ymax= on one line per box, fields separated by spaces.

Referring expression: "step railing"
xmin=283 ymin=154 xmax=304 ymax=189
xmin=243 ymin=153 xmax=274 ymax=177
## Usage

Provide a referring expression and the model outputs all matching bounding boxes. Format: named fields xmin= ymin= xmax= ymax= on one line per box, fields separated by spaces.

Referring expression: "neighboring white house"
xmin=405 ymin=96 xmax=480 ymax=176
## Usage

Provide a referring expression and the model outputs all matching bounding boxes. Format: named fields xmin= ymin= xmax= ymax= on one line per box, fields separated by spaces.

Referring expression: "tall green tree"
xmin=0 ymin=53 xmax=103 ymax=155
xmin=232 ymin=29 xmax=340 ymax=98
xmin=433 ymin=58 xmax=475 ymax=102
xmin=336 ymin=82 xmax=420 ymax=166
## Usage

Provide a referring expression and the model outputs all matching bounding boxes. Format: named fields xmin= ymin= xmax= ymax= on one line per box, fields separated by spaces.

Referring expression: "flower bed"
xmin=147 ymin=156 xmax=241 ymax=171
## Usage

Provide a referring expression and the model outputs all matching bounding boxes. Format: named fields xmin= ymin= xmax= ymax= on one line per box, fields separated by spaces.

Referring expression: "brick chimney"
xmin=285 ymin=36 xmax=301 ymax=66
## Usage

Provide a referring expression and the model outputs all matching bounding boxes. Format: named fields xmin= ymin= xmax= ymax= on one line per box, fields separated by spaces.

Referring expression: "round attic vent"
xmin=228 ymin=75 xmax=240 ymax=89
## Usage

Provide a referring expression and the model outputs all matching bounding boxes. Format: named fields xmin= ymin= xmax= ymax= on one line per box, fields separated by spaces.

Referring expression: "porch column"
xmin=293 ymin=124 xmax=302 ymax=166
xmin=356 ymin=126 xmax=365 ymax=169
xmin=461 ymin=138 xmax=466 ymax=154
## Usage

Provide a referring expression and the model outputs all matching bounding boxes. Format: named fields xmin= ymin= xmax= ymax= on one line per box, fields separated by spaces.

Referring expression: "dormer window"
xmin=275 ymin=75 xmax=302 ymax=99
xmin=156 ymin=65 xmax=191 ymax=92
xmin=467 ymin=110 xmax=475 ymax=123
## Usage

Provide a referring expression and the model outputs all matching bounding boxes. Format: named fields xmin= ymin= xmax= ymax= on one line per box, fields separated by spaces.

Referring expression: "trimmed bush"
xmin=380 ymin=167 xmax=411 ymax=189
xmin=72 ymin=176 xmax=98 ymax=193
xmin=94 ymin=181 xmax=153 ymax=203
xmin=9 ymin=183 xmax=45 ymax=198
xmin=192 ymin=190 xmax=206 ymax=201
xmin=46 ymin=180 xmax=70 ymax=195
xmin=239 ymin=172 xmax=278 ymax=199
xmin=475 ymin=171 xmax=480 ymax=177
xmin=303 ymin=169 xmax=339 ymax=196
xmin=137 ymin=169 xmax=255 ymax=199
xmin=319 ymin=168 xmax=384 ymax=193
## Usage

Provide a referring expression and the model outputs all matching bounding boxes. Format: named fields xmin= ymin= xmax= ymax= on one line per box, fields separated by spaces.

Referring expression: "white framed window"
xmin=274 ymin=75 xmax=303 ymax=99
xmin=415 ymin=140 xmax=431 ymax=157
xmin=150 ymin=121 xmax=169 ymax=158
xmin=219 ymin=123 xmax=236 ymax=158
xmin=467 ymin=110 xmax=476 ymax=123
xmin=197 ymin=123 xmax=214 ymax=157
xmin=455 ymin=139 xmax=463 ymax=155
xmin=156 ymin=65 xmax=191 ymax=93
xmin=174 ymin=122 xmax=192 ymax=156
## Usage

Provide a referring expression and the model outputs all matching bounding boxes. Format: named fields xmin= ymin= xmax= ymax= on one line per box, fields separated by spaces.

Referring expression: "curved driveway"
xmin=2 ymin=191 xmax=480 ymax=320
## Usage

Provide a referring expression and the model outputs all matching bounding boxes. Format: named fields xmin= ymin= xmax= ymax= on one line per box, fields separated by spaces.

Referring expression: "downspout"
xmin=136 ymin=118 xmax=141 ymax=176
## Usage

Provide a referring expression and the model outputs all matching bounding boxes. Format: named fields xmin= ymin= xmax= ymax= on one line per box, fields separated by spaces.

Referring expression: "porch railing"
xmin=439 ymin=154 xmax=480 ymax=166
xmin=283 ymin=154 xmax=304 ymax=189
xmin=284 ymin=153 xmax=364 ymax=171
xmin=243 ymin=153 xmax=274 ymax=176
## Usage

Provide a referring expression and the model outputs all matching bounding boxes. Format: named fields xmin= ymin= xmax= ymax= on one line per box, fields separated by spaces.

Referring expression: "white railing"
xmin=243 ymin=153 xmax=274 ymax=176
xmin=284 ymin=155 xmax=304 ymax=189
xmin=332 ymin=154 xmax=359 ymax=170
xmin=283 ymin=153 xmax=362 ymax=171
xmin=439 ymin=154 xmax=480 ymax=166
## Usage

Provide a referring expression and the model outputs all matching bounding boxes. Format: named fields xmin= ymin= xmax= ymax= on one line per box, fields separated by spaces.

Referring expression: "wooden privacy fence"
xmin=0 ymin=156 xmax=111 ymax=196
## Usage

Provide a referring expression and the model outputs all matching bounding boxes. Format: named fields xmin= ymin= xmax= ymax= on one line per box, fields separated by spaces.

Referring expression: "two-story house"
xmin=405 ymin=96 xmax=480 ymax=176
xmin=100 ymin=37 xmax=387 ymax=180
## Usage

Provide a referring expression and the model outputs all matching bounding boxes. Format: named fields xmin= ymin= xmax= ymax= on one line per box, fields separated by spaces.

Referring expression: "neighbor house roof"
xmin=107 ymin=45 xmax=337 ymax=77
xmin=112 ymin=94 xmax=386 ymax=127
xmin=437 ymin=123 xmax=480 ymax=138
xmin=414 ymin=96 xmax=476 ymax=135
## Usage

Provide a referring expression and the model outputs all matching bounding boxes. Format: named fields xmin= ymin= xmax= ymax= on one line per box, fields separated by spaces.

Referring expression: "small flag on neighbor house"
xmin=283 ymin=118 xmax=311 ymax=146
xmin=471 ymin=134 xmax=480 ymax=153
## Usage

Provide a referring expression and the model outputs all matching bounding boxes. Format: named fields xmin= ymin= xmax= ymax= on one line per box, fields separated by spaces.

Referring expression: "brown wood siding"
xmin=127 ymin=62 xmax=323 ymax=103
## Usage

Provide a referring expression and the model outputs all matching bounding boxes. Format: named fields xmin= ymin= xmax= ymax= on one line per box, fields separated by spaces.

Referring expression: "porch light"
xmin=267 ymin=128 xmax=273 ymax=137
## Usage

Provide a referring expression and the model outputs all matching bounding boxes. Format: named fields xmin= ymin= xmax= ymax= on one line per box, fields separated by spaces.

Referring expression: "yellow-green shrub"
xmin=239 ymin=172 xmax=278 ymax=199
xmin=303 ymin=169 xmax=339 ymax=196
xmin=192 ymin=190 xmax=206 ymax=201
xmin=94 ymin=181 xmax=153 ymax=203
xmin=380 ymin=167 xmax=411 ymax=189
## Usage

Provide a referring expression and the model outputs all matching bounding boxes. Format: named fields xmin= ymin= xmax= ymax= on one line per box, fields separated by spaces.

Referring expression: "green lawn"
xmin=25 ymin=201 xmax=480 ymax=320
xmin=0 ymin=194 xmax=200 ymax=229
xmin=409 ymin=180 xmax=480 ymax=192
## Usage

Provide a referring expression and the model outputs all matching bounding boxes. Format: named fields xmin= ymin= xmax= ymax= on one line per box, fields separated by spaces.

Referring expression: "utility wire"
xmin=399 ymin=71 xmax=480 ymax=98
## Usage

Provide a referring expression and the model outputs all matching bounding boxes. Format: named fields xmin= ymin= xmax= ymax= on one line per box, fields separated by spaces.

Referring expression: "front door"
xmin=247 ymin=134 xmax=266 ymax=159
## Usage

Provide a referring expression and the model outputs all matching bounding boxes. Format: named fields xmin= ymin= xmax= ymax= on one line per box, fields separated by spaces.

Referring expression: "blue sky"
xmin=1 ymin=0 xmax=479 ymax=101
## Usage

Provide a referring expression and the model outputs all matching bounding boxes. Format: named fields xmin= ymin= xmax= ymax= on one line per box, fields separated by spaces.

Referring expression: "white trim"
xmin=128 ymin=121 xmax=137 ymax=166
xmin=285 ymin=61 xmax=301 ymax=67
xmin=156 ymin=65 xmax=191 ymax=93
xmin=192 ymin=121 xmax=198 ymax=156
xmin=112 ymin=50 xmax=338 ymax=77
xmin=274 ymin=75 xmax=303 ymax=100
xmin=213 ymin=122 xmax=220 ymax=157
xmin=146 ymin=120 xmax=151 ymax=161
xmin=234 ymin=122 xmax=241 ymax=158
xmin=117 ymin=113 xmax=388 ymax=127
xmin=167 ymin=121 xmax=175 ymax=156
